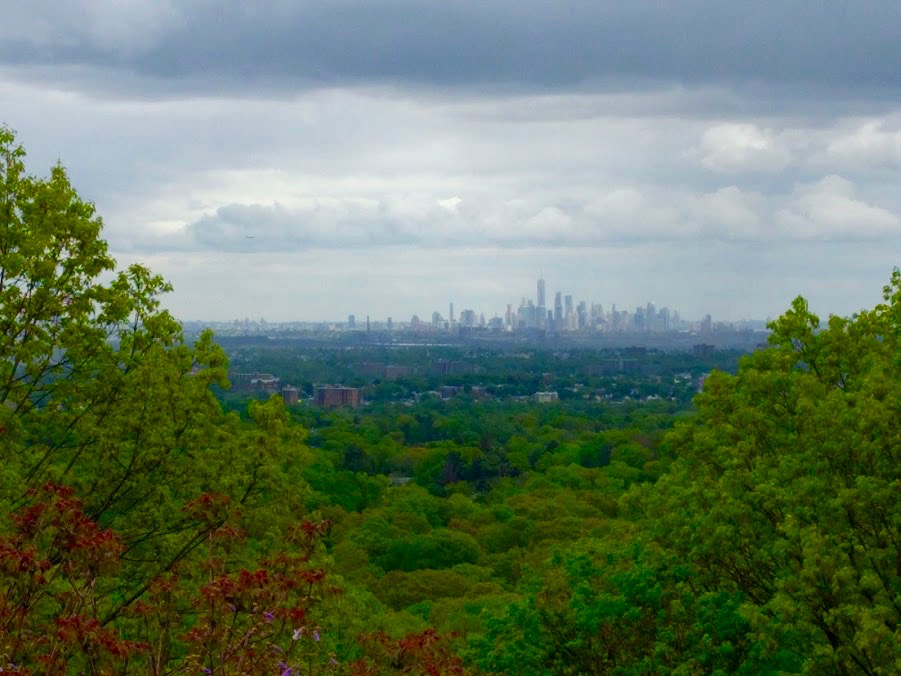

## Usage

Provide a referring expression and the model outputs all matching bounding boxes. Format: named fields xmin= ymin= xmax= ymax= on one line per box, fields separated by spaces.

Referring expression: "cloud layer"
xmin=4 ymin=1 xmax=901 ymax=94
xmin=164 ymin=177 xmax=897 ymax=253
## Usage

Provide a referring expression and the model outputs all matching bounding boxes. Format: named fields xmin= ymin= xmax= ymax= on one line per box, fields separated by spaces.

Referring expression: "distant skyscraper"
xmin=347 ymin=314 xmax=356 ymax=328
xmin=634 ymin=306 xmax=646 ymax=331
xmin=537 ymin=276 xmax=546 ymax=310
xmin=660 ymin=307 xmax=671 ymax=331
xmin=449 ymin=302 xmax=455 ymax=323
xmin=554 ymin=291 xmax=563 ymax=327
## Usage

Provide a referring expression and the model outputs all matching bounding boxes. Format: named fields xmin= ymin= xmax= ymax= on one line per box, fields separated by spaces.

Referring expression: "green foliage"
xmin=373 ymin=568 xmax=493 ymax=610
xmin=628 ymin=275 xmax=901 ymax=673
xmin=2 ymin=127 xmax=243 ymax=574
xmin=472 ymin=538 xmax=758 ymax=675
xmin=4 ymin=125 xmax=897 ymax=674
xmin=375 ymin=530 xmax=481 ymax=573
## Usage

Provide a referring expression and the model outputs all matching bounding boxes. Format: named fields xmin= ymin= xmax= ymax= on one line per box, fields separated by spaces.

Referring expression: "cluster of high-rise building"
xmin=428 ymin=274 xmax=693 ymax=334
xmin=197 ymin=274 xmax=753 ymax=337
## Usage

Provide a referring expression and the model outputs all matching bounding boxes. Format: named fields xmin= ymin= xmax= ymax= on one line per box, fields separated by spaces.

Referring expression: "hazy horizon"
xmin=3 ymin=1 xmax=899 ymax=322
xmin=176 ymin=263 xmax=777 ymax=326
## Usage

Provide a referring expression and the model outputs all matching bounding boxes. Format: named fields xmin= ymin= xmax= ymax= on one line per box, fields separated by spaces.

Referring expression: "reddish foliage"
xmin=52 ymin=614 xmax=147 ymax=659
xmin=139 ymin=519 xmax=339 ymax=673
xmin=0 ymin=484 xmax=140 ymax=671
xmin=182 ymin=492 xmax=232 ymax=525
xmin=289 ymin=519 xmax=332 ymax=556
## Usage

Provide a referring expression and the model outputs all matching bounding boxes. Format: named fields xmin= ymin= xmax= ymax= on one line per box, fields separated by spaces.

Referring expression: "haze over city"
xmin=2 ymin=1 xmax=900 ymax=322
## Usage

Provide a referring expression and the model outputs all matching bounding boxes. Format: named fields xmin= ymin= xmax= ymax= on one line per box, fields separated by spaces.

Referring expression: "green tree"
xmin=634 ymin=275 xmax=901 ymax=673
xmin=472 ymin=539 xmax=752 ymax=675
xmin=0 ymin=126 xmax=319 ymax=666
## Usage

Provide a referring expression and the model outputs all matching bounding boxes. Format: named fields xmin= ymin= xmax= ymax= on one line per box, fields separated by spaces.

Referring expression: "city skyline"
xmin=205 ymin=272 xmax=762 ymax=330
xmin=175 ymin=266 xmax=881 ymax=324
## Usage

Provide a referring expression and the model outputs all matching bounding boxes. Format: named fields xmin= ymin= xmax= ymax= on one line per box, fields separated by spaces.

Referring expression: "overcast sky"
xmin=3 ymin=1 xmax=900 ymax=322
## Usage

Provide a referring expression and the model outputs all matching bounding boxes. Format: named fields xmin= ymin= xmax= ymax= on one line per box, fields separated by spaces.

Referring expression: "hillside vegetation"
xmin=1 ymin=128 xmax=898 ymax=674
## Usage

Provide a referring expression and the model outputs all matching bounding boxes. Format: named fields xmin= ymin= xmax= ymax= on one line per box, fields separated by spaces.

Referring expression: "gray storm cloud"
xmin=2 ymin=1 xmax=900 ymax=95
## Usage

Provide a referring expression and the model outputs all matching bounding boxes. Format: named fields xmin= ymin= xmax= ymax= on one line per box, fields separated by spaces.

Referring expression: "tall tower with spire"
xmin=537 ymin=272 xmax=546 ymax=328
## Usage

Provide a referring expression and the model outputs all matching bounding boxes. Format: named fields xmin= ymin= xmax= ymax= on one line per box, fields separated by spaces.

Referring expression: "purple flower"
xmin=278 ymin=662 xmax=293 ymax=676
xmin=263 ymin=611 xmax=274 ymax=623
xmin=227 ymin=603 xmax=236 ymax=613
xmin=202 ymin=669 xmax=212 ymax=675
xmin=292 ymin=627 xmax=304 ymax=641
xmin=313 ymin=629 xmax=321 ymax=642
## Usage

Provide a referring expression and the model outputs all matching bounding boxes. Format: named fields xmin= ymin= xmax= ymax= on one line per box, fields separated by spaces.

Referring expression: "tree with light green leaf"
xmin=634 ymin=273 xmax=901 ymax=674
xmin=0 ymin=125 xmax=316 ymax=665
